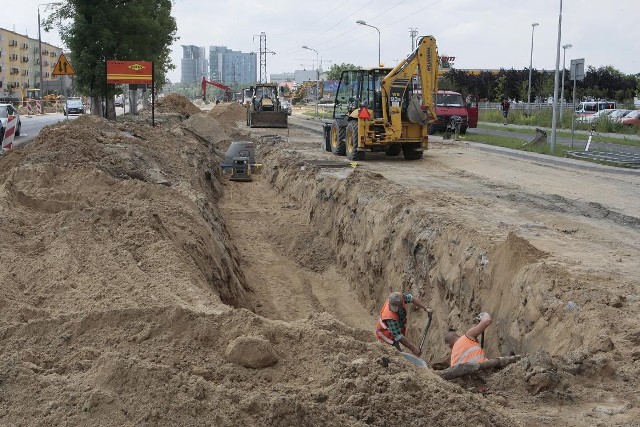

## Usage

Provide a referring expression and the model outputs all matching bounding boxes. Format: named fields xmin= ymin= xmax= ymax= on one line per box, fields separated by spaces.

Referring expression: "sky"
xmin=5 ymin=0 xmax=639 ymax=84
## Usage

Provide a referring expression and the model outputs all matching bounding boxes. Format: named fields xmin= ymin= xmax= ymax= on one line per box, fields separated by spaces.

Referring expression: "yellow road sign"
xmin=52 ymin=53 xmax=75 ymax=76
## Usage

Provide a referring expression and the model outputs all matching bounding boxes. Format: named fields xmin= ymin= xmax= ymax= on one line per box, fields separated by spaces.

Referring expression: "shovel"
xmin=401 ymin=310 xmax=433 ymax=368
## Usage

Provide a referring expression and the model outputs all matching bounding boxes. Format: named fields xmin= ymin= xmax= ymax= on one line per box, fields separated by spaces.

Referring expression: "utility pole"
xmin=409 ymin=27 xmax=418 ymax=51
xmin=253 ymin=32 xmax=275 ymax=83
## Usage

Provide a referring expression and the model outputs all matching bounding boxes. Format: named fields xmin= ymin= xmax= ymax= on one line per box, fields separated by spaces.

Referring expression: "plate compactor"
xmin=221 ymin=141 xmax=261 ymax=182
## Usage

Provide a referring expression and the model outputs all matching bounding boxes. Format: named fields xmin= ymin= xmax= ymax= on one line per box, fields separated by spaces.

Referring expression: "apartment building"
xmin=208 ymin=46 xmax=256 ymax=85
xmin=0 ymin=28 xmax=65 ymax=99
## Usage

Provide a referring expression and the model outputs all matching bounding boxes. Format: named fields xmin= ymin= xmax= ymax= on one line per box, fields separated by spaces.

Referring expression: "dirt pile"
xmin=208 ymin=102 xmax=247 ymax=126
xmin=0 ymin=112 xmax=520 ymax=426
xmin=156 ymin=93 xmax=202 ymax=116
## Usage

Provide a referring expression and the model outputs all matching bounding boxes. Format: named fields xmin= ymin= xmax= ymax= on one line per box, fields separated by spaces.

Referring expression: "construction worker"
xmin=444 ymin=312 xmax=491 ymax=366
xmin=375 ymin=291 xmax=431 ymax=356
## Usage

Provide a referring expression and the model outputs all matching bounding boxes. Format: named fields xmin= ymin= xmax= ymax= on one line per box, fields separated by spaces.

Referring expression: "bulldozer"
xmin=245 ymin=83 xmax=288 ymax=128
xmin=322 ymin=35 xmax=438 ymax=160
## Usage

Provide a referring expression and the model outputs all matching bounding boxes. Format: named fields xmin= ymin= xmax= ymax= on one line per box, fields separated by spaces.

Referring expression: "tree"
xmin=45 ymin=0 xmax=178 ymax=118
xmin=326 ymin=63 xmax=361 ymax=80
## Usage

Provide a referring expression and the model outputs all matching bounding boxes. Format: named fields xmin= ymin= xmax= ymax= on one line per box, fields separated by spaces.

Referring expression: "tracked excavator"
xmin=245 ymin=83 xmax=288 ymax=128
xmin=201 ymin=77 xmax=233 ymax=102
xmin=322 ymin=35 xmax=439 ymax=160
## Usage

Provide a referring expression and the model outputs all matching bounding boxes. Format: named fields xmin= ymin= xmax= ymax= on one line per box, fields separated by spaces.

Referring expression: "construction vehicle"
xmin=322 ymin=35 xmax=438 ymax=160
xmin=201 ymin=77 xmax=233 ymax=102
xmin=291 ymin=81 xmax=323 ymax=104
xmin=245 ymin=83 xmax=288 ymax=128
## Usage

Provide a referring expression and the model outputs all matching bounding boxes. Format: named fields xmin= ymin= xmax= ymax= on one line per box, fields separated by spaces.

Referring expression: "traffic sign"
xmin=52 ymin=53 xmax=76 ymax=76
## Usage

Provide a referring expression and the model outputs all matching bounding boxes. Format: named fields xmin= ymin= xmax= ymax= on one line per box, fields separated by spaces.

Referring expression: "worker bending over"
xmin=444 ymin=312 xmax=492 ymax=366
xmin=375 ymin=292 xmax=430 ymax=356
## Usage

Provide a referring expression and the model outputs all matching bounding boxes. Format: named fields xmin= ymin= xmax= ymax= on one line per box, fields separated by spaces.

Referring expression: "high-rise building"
xmin=181 ymin=45 xmax=208 ymax=84
xmin=209 ymin=46 xmax=256 ymax=85
xmin=0 ymin=28 xmax=65 ymax=98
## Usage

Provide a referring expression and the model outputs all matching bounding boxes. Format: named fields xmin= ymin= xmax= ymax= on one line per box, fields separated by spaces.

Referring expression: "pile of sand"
xmin=0 ymin=110 xmax=522 ymax=426
xmin=156 ymin=93 xmax=202 ymax=115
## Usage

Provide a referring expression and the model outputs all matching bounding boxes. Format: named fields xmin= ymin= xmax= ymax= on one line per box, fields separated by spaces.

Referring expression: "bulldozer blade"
xmin=249 ymin=111 xmax=289 ymax=128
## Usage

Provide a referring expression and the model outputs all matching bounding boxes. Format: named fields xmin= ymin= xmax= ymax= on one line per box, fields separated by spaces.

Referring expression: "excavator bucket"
xmin=248 ymin=111 xmax=289 ymax=128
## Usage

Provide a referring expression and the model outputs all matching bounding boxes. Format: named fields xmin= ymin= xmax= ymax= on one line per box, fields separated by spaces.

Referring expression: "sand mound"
xmin=156 ymin=93 xmax=202 ymax=115
xmin=208 ymin=102 xmax=247 ymax=126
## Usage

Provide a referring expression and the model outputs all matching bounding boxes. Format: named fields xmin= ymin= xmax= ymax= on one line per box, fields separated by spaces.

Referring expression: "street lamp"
xmin=301 ymin=45 xmax=319 ymax=115
xmin=526 ymin=22 xmax=539 ymax=116
xmin=356 ymin=20 xmax=381 ymax=66
xmin=38 ymin=2 xmax=61 ymax=105
xmin=560 ymin=43 xmax=572 ymax=122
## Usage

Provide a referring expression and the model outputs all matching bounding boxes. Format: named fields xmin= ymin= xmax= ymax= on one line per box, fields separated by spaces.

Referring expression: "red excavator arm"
xmin=201 ymin=77 xmax=232 ymax=101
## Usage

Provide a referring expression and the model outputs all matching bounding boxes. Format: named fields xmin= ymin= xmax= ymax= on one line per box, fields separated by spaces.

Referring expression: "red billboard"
xmin=106 ymin=60 xmax=153 ymax=84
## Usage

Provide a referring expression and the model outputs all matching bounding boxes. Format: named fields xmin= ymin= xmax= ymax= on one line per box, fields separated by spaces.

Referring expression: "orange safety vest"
xmin=450 ymin=335 xmax=488 ymax=366
xmin=374 ymin=298 xmax=407 ymax=345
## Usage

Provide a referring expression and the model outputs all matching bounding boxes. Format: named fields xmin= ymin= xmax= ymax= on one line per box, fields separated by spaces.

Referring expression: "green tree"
xmin=326 ymin=63 xmax=361 ymax=80
xmin=46 ymin=0 xmax=177 ymax=118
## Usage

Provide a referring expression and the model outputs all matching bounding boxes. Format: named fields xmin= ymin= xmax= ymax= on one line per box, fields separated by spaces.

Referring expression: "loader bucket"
xmin=249 ymin=111 xmax=289 ymax=128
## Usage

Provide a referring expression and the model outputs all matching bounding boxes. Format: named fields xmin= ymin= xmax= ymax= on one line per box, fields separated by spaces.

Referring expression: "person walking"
xmin=500 ymin=98 xmax=511 ymax=125
xmin=375 ymin=291 xmax=431 ymax=356
xmin=444 ymin=312 xmax=491 ymax=366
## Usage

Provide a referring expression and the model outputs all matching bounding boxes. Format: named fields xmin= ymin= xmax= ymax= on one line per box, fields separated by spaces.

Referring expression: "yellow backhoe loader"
xmin=245 ymin=83 xmax=288 ymax=128
xmin=322 ymin=35 xmax=438 ymax=160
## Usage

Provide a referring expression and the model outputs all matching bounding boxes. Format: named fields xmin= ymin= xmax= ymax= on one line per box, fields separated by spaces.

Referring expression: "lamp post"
xmin=301 ymin=45 xmax=319 ymax=115
xmin=37 ymin=2 xmax=61 ymax=106
xmin=526 ymin=22 xmax=539 ymax=117
xmin=550 ymin=0 xmax=563 ymax=154
xmin=560 ymin=43 xmax=572 ymax=122
xmin=356 ymin=20 xmax=381 ymax=66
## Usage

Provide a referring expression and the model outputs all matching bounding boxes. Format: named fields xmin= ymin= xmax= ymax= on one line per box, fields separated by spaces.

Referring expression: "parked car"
xmin=576 ymin=108 xmax=616 ymax=123
xmin=64 ymin=98 xmax=86 ymax=116
xmin=280 ymin=100 xmax=292 ymax=116
xmin=608 ymin=109 xmax=632 ymax=123
xmin=0 ymin=103 xmax=21 ymax=143
xmin=621 ymin=110 xmax=640 ymax=127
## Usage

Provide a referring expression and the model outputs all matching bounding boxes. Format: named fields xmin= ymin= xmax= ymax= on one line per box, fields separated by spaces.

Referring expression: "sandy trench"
xmin=0 ymin=94 xmax=638 ymax=426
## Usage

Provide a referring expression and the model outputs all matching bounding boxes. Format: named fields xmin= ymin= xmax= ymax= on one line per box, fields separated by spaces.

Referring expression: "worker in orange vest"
xmin=444 ymin=312 xmax=491 ymax=366
xmin=375 ymin=291 xmax=431 ymax=356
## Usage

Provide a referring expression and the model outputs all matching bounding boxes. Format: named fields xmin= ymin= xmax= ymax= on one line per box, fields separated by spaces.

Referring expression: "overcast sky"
xmin=6 ymin=0 xmax=639 ymax=83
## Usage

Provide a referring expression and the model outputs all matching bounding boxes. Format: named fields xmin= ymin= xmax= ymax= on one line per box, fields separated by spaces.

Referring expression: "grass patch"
xmin=482 ymin=109 xmax=640 ymax=133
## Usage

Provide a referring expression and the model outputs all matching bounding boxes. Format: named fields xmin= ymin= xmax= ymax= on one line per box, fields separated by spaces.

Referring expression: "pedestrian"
xmin=375 ymin=291 xmax=431 ymax=356
xmin=444 ymin=312 xmax=491 ymax=366
xmin=500 ymin=98 xmax=510 ymax=125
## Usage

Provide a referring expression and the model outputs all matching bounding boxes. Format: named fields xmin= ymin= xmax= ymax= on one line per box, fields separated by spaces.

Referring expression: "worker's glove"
xmin=477 ymin=312 xmax=491 ymax=322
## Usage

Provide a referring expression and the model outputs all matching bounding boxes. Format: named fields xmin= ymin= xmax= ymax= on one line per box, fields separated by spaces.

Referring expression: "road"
xmin=12 ymin=112 xmax=79 ymax=147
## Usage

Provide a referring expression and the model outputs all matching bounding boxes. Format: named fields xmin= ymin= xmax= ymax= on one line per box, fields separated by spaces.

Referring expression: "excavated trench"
xmin=235 ymin=136 xmax=605 ymax=368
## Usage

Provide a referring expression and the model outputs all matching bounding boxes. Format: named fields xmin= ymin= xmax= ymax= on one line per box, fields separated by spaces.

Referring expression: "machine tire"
xmin=384 ymin=145 xmax=401 ymax=156
xmin=402 ymin=142 xmax=423 ymax=160
xmin=460 ymin=125 xmax=467 ymax=135
xmin=345 ymin=121 xmax=365 ymax=161
xmin=330 ymin=120 xmax=346 ymax=156
xmin=427 ymin=124 xmax=437 ymax=135
xmin=15 ymin=122 xmax=21 ymax=137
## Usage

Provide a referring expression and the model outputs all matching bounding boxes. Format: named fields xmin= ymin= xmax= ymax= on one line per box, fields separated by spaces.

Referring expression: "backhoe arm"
xmin=380 ymin=35 xmax=439 ymax=137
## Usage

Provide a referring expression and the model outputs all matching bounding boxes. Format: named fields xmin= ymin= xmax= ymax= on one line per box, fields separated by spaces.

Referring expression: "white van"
xmin=575 ymin=101 xmax=616 ymax=117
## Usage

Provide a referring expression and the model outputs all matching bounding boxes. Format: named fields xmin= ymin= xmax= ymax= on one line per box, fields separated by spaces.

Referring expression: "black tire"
xmin=345 ymin=121 xmax=365 ymax=161
xmin=385 ymin=145 xmax=401 ymax=156
xmin=460 ymin=126 xmax=467 ymax=135
xmin=15 ymin=122 xmax=21 ymax=136
xmin=402 ymin=142 xmax=423 ymax=160
xmin=330 ymin=120 xmax=346 ymax=156
xmin=427 ymin=124 xmax=436 ymax=135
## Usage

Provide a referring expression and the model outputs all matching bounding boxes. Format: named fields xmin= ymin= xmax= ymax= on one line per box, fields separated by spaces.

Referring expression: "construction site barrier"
xmin=2 ymin=115 xmax=18 ymax=150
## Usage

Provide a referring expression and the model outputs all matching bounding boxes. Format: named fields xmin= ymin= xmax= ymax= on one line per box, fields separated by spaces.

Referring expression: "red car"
xmin=621 ymin=110 xmax=640 ymax=127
